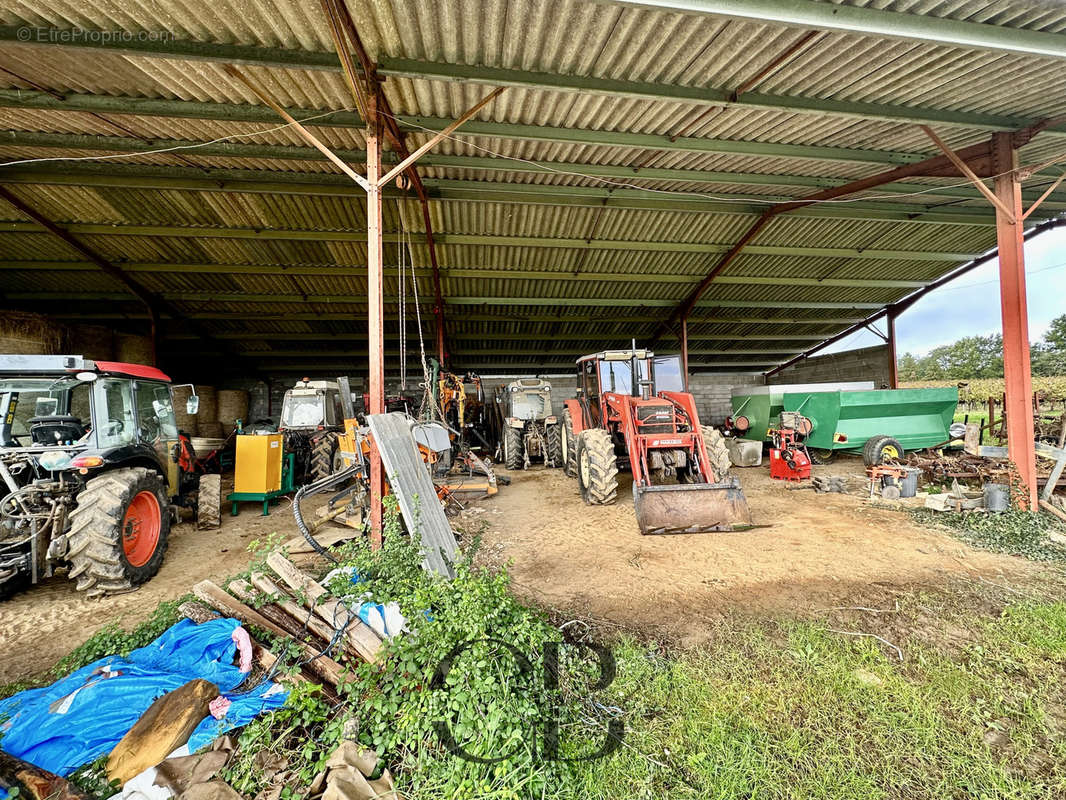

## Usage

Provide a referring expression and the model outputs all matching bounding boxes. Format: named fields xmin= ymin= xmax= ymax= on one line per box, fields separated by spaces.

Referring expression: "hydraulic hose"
xmin=291 ymin=464 xmax=361 ymax=563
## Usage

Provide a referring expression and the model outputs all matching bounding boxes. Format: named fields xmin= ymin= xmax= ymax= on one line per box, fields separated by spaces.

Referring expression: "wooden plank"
xmin=249 ymin=572 xmax=362 ymax=659
xmin=265 ymin=552 xmax=383 ymax=664
xmin=282 ymin=526 xmax=361 ymax=555
xmin=191 ymin=579 xmax=347 ymax=685
xmin=0 ymin=751 xmax=91 ymax=800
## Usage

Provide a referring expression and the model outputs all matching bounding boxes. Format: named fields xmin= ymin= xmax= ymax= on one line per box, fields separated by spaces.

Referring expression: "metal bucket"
xmin=983 ymin=483 xmax=1010 ymax=512
xmin=899 ymin=467 xmax=920 ymax=498
xmin=633 ymin=478 xmax=754 ymax=535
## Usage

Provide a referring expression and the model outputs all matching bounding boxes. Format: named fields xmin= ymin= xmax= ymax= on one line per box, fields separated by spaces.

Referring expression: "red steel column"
xmin=886 ymin=310 xmax=898 ymax=389
xmin=992 ymin=132 xmax=1037 ymax=509
xmin=367 ymin=114 xmax=385 ymax=546
xmin=680 ymin=315 xmax=690 ymax=384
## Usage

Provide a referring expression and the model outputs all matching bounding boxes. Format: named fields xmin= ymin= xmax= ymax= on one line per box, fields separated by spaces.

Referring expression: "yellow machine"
xmin=234 ymin=433 xmax=284 ymax=493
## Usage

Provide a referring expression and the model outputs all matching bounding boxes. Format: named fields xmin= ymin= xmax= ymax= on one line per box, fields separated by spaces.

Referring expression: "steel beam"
xmin=0 ymin=259 xmax=932 ymax=288
xmin=162 ymin=330 xmax=830 ymax=342
xmin=596 ymin=1 xmax=1066 ymax=60
xmin=993 ymin=132 xmax=1038 ymax=509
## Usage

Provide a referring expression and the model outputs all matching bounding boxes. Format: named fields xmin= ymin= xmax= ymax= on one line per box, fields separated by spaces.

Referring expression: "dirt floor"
xmin=0 ymin=485 xmax=314 ymax=684
xmin=462 ymin=457 xmax=1043 ymax=644
xmin=0 ymin=457 xmax=1046 ymax=683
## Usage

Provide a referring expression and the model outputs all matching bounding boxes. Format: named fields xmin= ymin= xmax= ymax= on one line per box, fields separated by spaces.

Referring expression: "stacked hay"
xmin=115 ymin=332 xmax=154 ymax=366
xmin=197 ymin=385 xmax=218 ymax=423
xmin=173 ymin=384 xmax=198 ymax=436
xmin=66 ymin=324 xmax=115 ymax=361
xmin=0 ymin=311 xmax=63 ymax=354
xmin=217 ymin=390 xmax=250 ymax=428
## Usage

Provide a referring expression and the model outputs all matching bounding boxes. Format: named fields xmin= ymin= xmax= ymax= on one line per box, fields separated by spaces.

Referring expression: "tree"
xmin=1043 ymin=314 xmax=1066 ymax=352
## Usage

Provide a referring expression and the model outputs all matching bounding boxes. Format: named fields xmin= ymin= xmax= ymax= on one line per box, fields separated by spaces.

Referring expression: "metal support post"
xmin=680 ymin=315 xmax=690 ymax=384
xmin=367 ymin=104 xmax=385 ymax=546
xmin=886 ymin=309 xmax=898 ymax=389
xmin=992 ymin=132 xmax=1038 ymax=509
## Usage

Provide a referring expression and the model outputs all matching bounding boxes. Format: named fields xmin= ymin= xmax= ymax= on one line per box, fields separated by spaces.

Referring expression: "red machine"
xmin=560 ymin=347 xmax=752 ymax=534
xmin=768 ymin=412 xmax=813 ymax=482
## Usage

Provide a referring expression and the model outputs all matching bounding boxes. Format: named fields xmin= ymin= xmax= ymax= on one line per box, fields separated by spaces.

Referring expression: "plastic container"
xmin=983 ymin=483 xmax=1010 ymax=512
xmin=899 ymin=467 xmax=920 ymax=498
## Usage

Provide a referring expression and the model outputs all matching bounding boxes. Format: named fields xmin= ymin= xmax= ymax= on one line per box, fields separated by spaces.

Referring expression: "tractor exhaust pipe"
xmin=630 ymin=339 xmax=640 ymax=398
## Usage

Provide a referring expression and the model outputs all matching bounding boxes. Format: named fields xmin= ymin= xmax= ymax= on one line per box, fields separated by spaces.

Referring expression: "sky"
xmin=824 ymin=225 xmax=1066 ymax=358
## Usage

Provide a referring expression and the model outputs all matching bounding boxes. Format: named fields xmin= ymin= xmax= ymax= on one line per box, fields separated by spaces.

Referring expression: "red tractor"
xmin=558 ymin=348 xmax=752 ymax=534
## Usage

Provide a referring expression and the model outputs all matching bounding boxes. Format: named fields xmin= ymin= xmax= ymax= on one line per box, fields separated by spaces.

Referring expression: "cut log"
xmin=227 ymin=579 xmax=331 ymax=647
xmin=265 ymin=553 xmax=383 ymax=664
xmin=0 ymin=751 xmax=91 ymax=800
xmin=179 ymin=600 xmax=221 ymax=624
xmin=106 ymin=679 xmax=218 ymax=786
xmin=191 ymin=580 xmax=347 ymax=686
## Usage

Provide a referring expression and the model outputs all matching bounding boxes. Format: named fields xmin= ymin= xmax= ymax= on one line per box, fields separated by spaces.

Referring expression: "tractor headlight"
xmin=38 ymin=450 xmax=72 ymax=471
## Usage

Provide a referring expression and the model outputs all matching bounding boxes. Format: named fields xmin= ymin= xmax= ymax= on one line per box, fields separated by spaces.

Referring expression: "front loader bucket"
xmin=633 ymin=478 xmax=754 ymax=535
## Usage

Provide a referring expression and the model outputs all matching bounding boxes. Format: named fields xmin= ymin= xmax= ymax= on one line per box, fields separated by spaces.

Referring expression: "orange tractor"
xmin=559 ymin=348 xmax=752 ymax=535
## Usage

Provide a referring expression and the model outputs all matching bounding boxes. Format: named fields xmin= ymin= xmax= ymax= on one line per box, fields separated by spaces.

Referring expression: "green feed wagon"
xmin=730 ymin=382 xmax=874 ymax=442
xmin=782 ymin=387 xmax=959 ymax=465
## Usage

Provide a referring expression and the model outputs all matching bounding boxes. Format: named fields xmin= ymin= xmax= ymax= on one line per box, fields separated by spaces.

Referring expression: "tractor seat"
xmin=28 ymin=415 xmax=86 ymax=445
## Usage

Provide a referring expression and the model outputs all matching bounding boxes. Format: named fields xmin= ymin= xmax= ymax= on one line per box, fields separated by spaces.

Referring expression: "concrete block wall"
xmin=767 ymin=345 xmax=892 ymax=388
xmin=688 ymin=373 xmax=766 ymax=425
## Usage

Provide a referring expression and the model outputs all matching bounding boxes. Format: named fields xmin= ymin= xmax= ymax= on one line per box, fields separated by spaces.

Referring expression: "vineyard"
xmin=901 ymin=375 xmax=1066 ymax=404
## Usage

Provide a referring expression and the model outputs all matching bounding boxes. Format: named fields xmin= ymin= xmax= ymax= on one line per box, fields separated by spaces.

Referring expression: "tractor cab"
xmin=279 ymin=379 xmax=344 ymax=431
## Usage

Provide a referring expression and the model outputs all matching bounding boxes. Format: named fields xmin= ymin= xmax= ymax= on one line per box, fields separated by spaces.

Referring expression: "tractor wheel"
xmin=67 ymin=467 xmax=170 ymax=597
xmin=561 ymin=410 xmax=578 ymax=478
xmin=196 ymin=473 xmax=222 ymax=530
xmin=577 ymin=429 xmax=618 ymax=505
xmin=863 ymin=435 xmax=903 ymax=466
xmin=701 ymin=426 xmax=732 ymax=480
xmin=504 ymin=425 xmax=524 ymax=470
xmin=546 ymin=422 xmax=562 ymax=468
xmin=310 ymin=433 xmax=339 ymax=481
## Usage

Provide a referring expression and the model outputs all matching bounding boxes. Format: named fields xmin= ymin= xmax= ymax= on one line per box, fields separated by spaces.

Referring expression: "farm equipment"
xmin=278 ymin=377 xmax=351 ymax=483
xmin=0 ymin=355 xmax=217 ymax=597
xmin=495 ymin=378 xmax=561 ymax=469
xmin=728 ymin=382 xmax=874 ymax=442
xmin=768 ymin=413 xmax=812 ymax=482
xmin=560 ymin=347 xmax=752 ymax=535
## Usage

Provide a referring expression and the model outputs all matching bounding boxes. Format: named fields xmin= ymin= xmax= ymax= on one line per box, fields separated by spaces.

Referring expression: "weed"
xmin=911 ymin=509 xmax=1066 ymax=563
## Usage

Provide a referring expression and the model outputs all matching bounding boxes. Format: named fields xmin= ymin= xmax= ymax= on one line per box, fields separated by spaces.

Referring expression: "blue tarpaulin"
xmin=0 ymin=618 xmax=288 ymax=777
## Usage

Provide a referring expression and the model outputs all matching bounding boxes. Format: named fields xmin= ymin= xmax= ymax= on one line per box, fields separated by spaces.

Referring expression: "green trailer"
xmin=730 ymin=382 xmax=874 ymax=442
xmin=783 ymin=387 xmax=959 ymax=464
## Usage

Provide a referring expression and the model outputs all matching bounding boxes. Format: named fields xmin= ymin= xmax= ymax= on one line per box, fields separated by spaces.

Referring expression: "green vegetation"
xmin=911 ymin=509 xmax=1066 ymax=564
xmin=898 ymin=313 xmax=1066 ymax=383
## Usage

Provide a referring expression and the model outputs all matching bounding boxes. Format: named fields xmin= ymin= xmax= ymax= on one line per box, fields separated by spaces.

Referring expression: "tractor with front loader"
xmin=558 ymin=348 xmax=752 ymax=534
xmin=0 ymin=355 xmax=218 ymax=598
xmin=278 ymin=378 xmax=349 ymax=483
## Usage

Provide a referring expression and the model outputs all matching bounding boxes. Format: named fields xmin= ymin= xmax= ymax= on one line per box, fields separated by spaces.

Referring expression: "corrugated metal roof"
xmin=0 ymin=0 xmax=1063 ymax=372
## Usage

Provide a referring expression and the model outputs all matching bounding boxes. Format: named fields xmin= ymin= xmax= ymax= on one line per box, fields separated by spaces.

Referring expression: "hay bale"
xmin=196 ymin=386 xmax=218 ymax=423
xmin=198 ymin=420 xmax=225 ymax=438
xmin=217 ymin=390 xmax=250 ymax=426
xmin=115 ymin=332 xmax=154 ymax=366
xmin=0 ymin=311 xmax=63 ymax=354
xmin=66 ymin=324 xmax=114 ymax=361
xmin=173 ymin=384 xmax=198 ymax=435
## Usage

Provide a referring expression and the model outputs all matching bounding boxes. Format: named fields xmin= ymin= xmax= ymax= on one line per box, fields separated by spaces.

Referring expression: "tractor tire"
xmin=577 ymin=429 xmax=618 ymax=505
xmin=310 ymin=433 xmax=339 ymax=481
xmin=863 ymin=435 xmax=903 ymax=466
xmin=504 ymin=425 xmax=524 ymax=470
xmin=197 ymin=473 xmax=222 ymax=530
xmin=561 ymin=409 xmax=578 ymax=478
xmin=67 ymin=467 xmax=170 ymax=597
xmin=809 ymin=448 xmax=836 ymax=466
xmin=701 ymin=426 xmax=732 ymax=480
xmin=545 ymin=422 xmax=562 ymax=468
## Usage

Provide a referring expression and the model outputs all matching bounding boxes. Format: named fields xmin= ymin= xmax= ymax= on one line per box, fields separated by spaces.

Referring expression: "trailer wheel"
xmin=67 ymin=467 xmax=170 ymax=597
xmin=545 ymin=422 xmax=562 ymax=468
xmin=310 ymin=432 xmax=339 ymax=480
xmin=863 ymin=435 xmax=903 ymax=466
xmin=561 ymin=410 xmax=578 ymax=477
xmin=577 ymin=429 xmax=618 ymax=505
xmin=196 ymin=473 xmax=222 ymax=530
xmin=504 ymin=425 xmax=524 ymax=470
xmin=809 ymin=448 xmax=836 ymax=465
xmin=701 ymin=426 xmax=732 ymax=480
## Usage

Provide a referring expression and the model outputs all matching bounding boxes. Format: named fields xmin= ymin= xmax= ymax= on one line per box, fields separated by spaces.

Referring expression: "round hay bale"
xmin=115 ymin=332 xmax=154 ymax=366
xmin=196 ymin=385 xmax=218 ymax=423
xmin=66 ymin=324 xmax=114 ymax=361
xmin=0 ymin=311 xmax=63 ymax=354
xmin=217 ymin=390 xmax=249 ymax=426
xmin=173 ymin=384 xmax=198 ymax=434
xmin=198 ymin=420 xmax=225 ymax=439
